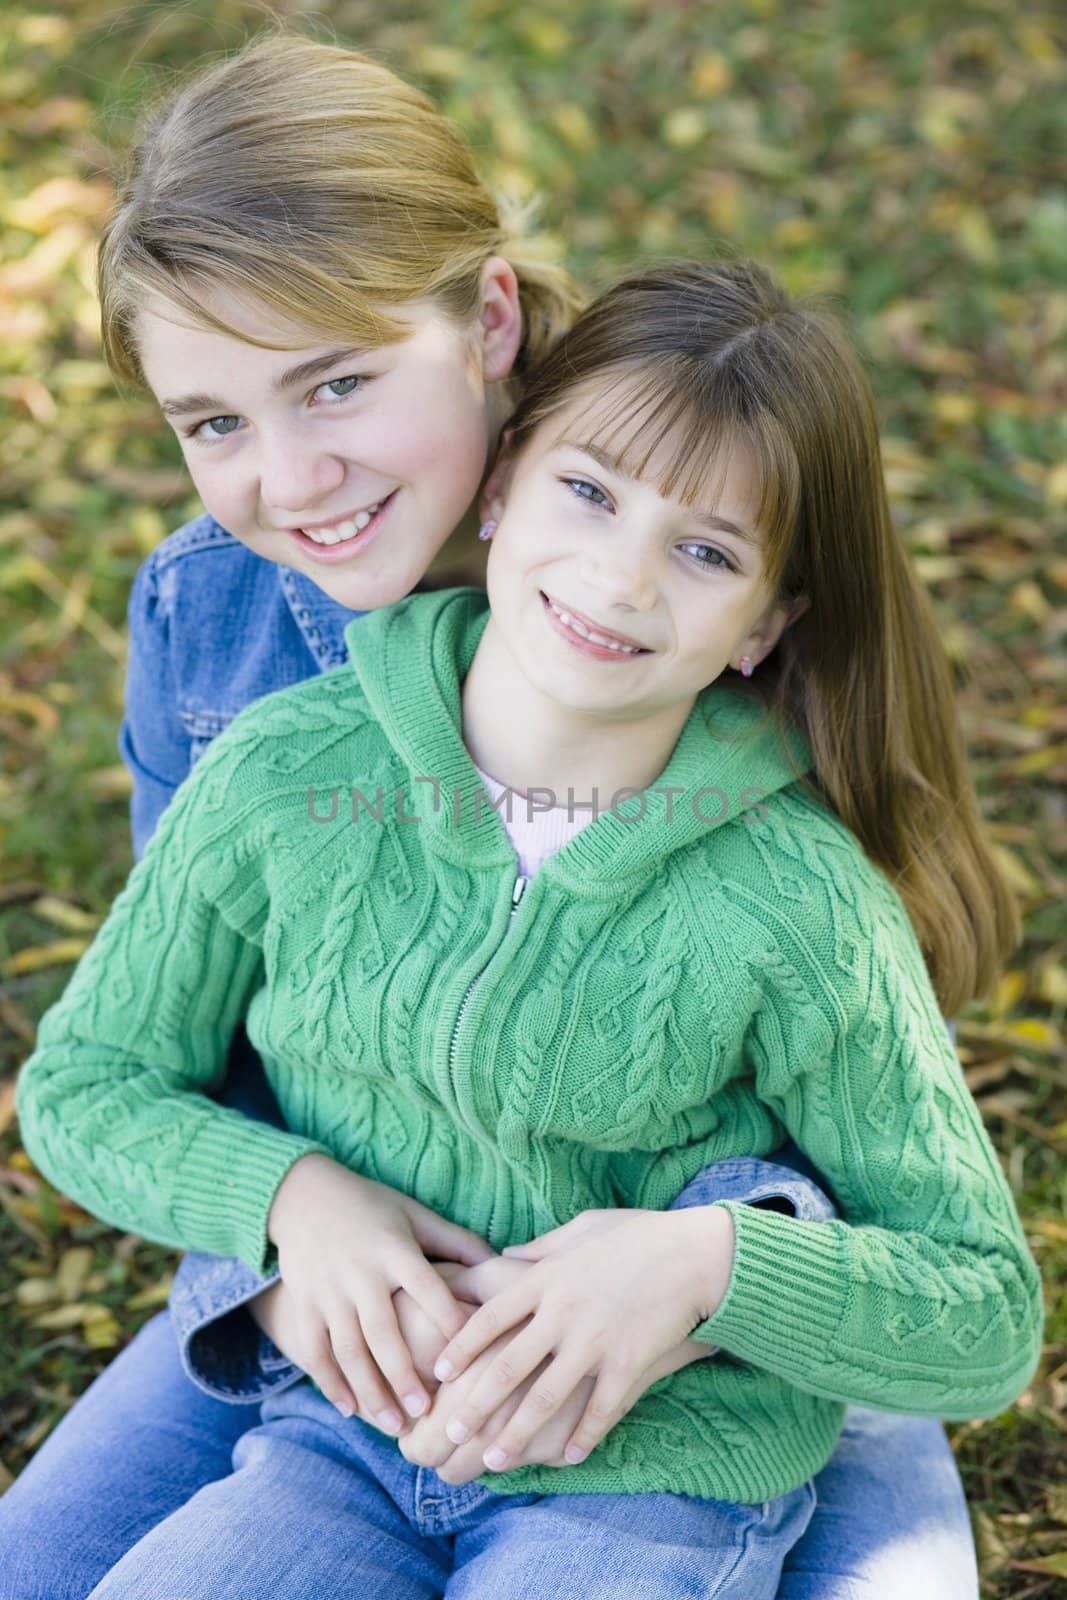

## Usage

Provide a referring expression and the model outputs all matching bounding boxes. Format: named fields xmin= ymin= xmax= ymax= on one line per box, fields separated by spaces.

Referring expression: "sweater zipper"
xmin=447 ymin=874 xmax=528 ymax=1241
xmin=448 ymin=874 xmax=528 ymax=1085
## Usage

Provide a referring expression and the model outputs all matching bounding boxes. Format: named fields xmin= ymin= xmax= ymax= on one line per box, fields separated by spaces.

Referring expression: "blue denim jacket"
xmin=123 ymin=515 xmax=957 ymax=1402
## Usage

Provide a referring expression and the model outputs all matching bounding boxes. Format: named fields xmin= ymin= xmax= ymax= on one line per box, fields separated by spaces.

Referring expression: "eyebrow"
xmin=557 ymin=438 xmax=762 ymax=549
xmin=158 ymin=347 xmax=369 ymax=418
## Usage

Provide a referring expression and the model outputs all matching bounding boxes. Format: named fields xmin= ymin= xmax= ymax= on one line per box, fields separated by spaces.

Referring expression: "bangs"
xmin=102 ymin=225 xmax=414 ymax=386
xmin=547 ymin=362 xmax=802 ymax=591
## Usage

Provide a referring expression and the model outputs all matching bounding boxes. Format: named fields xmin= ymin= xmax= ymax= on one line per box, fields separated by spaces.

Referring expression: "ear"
xmin=479 ymin=433 xmax=516 ymax=523
xmin=478 ymin=255 xmax=523 ymax=384
xmin=742 ymin=590 xmax=810 ymax=666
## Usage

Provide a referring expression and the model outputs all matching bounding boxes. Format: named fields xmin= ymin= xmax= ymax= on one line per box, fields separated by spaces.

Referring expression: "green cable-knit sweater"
xmin=17 ymin=587 xmax=1042 ymax=1502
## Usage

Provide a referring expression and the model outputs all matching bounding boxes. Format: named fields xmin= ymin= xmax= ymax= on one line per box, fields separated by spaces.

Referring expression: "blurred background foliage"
xmin=0 ymin=1 xmax=1065 ymax=1590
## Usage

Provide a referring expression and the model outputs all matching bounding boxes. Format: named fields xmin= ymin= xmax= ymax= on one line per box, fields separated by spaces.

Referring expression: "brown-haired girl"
xmin=16 ymin=255 xmax=1040 ymax=1597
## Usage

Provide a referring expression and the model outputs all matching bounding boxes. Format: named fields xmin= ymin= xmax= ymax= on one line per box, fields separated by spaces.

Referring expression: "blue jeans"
xmin=0 ymin=1313 xmax=978 ymax=1599
xmin=0 ymin=1165 xmax=979 ymax=1598
xmin=81 ymin=1380 xmax=814 ymax=1599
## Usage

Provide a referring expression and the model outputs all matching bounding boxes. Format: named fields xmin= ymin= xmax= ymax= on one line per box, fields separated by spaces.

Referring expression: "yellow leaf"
xmin=956 ymin=207 xmax=997 ymax=266
xmin=86 ymin=765 xmax=133 ymax=801
xmin=990 ymin=969 xmax=1027 ymax=1018
xmin=15 ymin=1278 xmax=59 ymax=1309
xmin=0 ymin=688 xmax=59 ymax=732
xmin=690 ymin=52 xmax=732 ymax=97
xmin=3 ymin=937 xmax=90 ymax=976
xmin=16 ymin=15 xmax=73 ymax=47
xmin=126 ymin=1275 xmax=175 ymax=1312
xmin=1046 ymin=461 xmax=1067 ymax=505
xmin=701 ymin=174 xmax=742 ymax=233
xmin=519 ymin=18 xmax=572 ymax=56
xmin=1002 ymin=1019 xmax=1061 ymax=1048
xmin=989 ymin=843 xmax=1039 ymax=898
xmin=410 ymin=45 xmax=466 ymax=80
xmin=931 ymin=393 xmax=979 ymax=427
xmin=30 ymin=1303 xmax=106 ymax=1331
xmin=84 ymin=1314 xmax=122 ymax=1349
xmin=662 ymin=108 xmax=707 ymax=149
xmin=56 ymin=1247 xmax=94 ymax=1302
xmin=773 ymin=217 xmax=818 ymax=248
xmin=1010 ymin=739 xmax=1067 ymax=777
xmin=1018 ymin=23 xmax=1061 ymax=67
xmin=28 ymin=897 xmax=101 ymax=933
xmin=550 ymin=105 xmax=596 ymax=153
xmin=7 ymin=178 xmax=111 ymax=234
xmin=1037 ymin=963 xmax=1067 ymax=1006
xmin=1009 ymin=580 xmax=1052 ymax=626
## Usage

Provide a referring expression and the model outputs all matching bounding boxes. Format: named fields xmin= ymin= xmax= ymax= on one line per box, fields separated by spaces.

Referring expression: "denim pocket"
xmin=179 ymin=707 xmax=236 ymax=767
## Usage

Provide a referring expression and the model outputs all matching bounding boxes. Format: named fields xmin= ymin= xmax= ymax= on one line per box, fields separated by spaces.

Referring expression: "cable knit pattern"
xmin=17 ymin=587 xmax=1042 ymax=1504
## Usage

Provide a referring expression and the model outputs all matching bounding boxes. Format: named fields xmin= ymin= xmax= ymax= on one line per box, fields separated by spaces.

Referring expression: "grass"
xmin=1 ymin=1 xmax=1065 ymax=1590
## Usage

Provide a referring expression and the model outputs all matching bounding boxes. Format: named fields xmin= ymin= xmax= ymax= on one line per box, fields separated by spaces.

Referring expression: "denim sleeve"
xmin=170 ymin=1029 xmax=303 ymax=1404
xmin=120 ymin=553 xmax=293 ymax=1396
xmin=120 ymin=550 xmax=193 ymax=863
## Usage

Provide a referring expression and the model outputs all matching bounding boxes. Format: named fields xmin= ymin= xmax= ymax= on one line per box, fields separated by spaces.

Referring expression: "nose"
xmin=257 ymin=429 xmax=346 ymax=521
xmin=579 ymin=526 xmax=659 ymax=612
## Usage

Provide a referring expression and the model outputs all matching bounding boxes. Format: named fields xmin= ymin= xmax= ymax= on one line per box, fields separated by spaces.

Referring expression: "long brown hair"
xmin=503 ymin=259 xmax=1018 ymax=1017
xmin=98 ymin=33 xmax=583 ymax=387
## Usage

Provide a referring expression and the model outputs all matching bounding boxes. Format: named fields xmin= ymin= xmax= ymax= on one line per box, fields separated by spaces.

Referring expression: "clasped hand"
xmin=413 ymin=1205 xmax=732 ymax=1477
xmin=261 ymin=1157 xmax=731 ymax=1483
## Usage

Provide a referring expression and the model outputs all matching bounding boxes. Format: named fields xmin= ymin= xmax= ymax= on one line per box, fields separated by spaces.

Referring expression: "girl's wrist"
xmin=672 ymin=1202 xmax=736 ymax=1325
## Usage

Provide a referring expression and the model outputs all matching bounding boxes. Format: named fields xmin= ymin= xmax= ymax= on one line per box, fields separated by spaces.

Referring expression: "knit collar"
xmin=345 ymin=588 xmax=813 ymax=890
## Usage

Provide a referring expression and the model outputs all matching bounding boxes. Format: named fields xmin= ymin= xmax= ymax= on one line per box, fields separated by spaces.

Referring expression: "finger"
xmin=408 ymin=1204 xmax=497 ymax=1267
xmin=300 ymin=1318 xmax=358 ymax=1419
xmin=559 ymin=1364 xmax=633 ymax=1466
xmin=402 ymin=1256 xmax=475 ymax=1343
xmin=476 ymin=1351 xmax=592 ymax=1473
xmin=439 ymin=1324 xmax=554 ymax=1448
xmin=424 ymin=1386 xmax=528 ymax=1484
xmin=358 ymin=1291 xmax=433 ymax=1421
xmin=327 ymin=1306 xmax=408 ymax=1434
xmin=501 ymin=1214 xmax=592 ymax=1259
xmin=432 ymin=1285 xmax=533 ymax=1382
xmin=397 ymin=1414 xmax=456 ymax=1471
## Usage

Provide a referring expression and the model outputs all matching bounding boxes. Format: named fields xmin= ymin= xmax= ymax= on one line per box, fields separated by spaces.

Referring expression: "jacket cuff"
xmin=171 ymin=1252 xmax=303 ymax=1404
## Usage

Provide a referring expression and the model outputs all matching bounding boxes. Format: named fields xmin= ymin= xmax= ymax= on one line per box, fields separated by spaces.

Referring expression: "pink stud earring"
xmin=739 ymin=656 xmax=755 ymax=678
xmin=478 ymin=520 xmax=497 ymax=542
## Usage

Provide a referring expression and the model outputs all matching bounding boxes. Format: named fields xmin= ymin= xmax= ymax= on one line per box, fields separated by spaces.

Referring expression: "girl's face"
xmin=135 ymin=269 xmax=521 ymax=610
xmin=482 ymin=387 xmax=804 ymax=727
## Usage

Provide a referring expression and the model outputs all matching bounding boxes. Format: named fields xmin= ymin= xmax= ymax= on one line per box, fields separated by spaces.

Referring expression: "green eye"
xmin=188 ymin=414 xmax=240 ymax=441
xmin=322 ymin=376 xmax=361 ymax=398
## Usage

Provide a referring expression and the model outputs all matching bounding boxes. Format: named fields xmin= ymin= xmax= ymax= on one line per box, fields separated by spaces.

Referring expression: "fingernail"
xmin=564 ymin=1444 xmax=587 ymax=1464
xmin=403 ymin=1392 xmax=427 ymax=1418
xmin=376 ymin=1407 xmax=404 ymax=1433
xmin=483 ymin=1447 xmax=509 ymax=1471
xmin=446 ymin=1419 xmax=471 ymax=1444
xmin=434 ymin=1358 xmax=454 ymax=1381
xmin=334 ymin=1399 xmax=354 ymax=1419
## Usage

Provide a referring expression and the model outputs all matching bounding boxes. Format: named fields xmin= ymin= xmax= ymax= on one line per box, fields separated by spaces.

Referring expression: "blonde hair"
xmin=98 ymin=33 xmax=584 ymax=386
xmin=503 ymin=260 xmax=1019 ymax=1018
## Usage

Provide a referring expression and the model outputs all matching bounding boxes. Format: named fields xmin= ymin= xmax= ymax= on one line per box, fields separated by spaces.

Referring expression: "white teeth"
xmin=548 ymin=598 xmax=640 ymax=654
xmin=302 ymin=502 xmax=383 ymax=545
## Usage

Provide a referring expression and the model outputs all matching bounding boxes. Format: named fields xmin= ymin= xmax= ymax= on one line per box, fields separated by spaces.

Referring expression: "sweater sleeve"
xmin=16 ymin=718 xmax=329 ymax=1273
xmin=690 ymin=875 xmax=1043 ymax=1421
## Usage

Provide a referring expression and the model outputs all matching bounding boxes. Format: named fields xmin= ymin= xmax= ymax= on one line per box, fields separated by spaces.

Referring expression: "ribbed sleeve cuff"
xmin=171 ymin=1116 xmax=331 ymax=1273
xmin=689 ymin=1201 xmax=847 ymax=1369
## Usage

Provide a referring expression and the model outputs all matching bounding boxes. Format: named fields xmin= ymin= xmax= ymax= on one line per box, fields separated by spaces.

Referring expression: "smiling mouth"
xmin=542 ymin=592 xmax=649 ymax=654
xmin=297 ymin=493 xmax=395 ymax=545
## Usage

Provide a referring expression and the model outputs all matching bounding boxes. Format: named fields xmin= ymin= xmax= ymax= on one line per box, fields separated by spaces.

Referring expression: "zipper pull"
xmin=510 ymin=875 xmax=529 ymax=916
